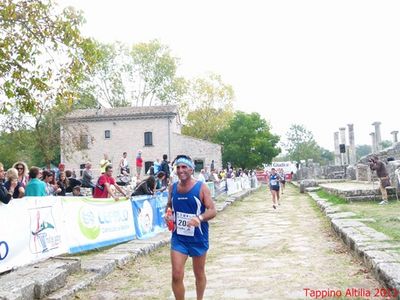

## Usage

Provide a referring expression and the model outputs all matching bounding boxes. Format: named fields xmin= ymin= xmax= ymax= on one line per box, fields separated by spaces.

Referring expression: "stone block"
xmin=33 ymin=268 xmax=69 ymax=299
xmin=327 ymin=212 xmax=356 ymax=220
xmin=374 ymin=262 xmax=400 ymax=291
xmin=0 ymin=277 xmax=35 ymax=300
xmin=81 ymin=259 xmax=116 ymax=276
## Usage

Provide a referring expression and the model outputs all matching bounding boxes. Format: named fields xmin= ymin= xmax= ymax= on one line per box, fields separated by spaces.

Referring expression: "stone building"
xmin=60 ymin=105 xmax=222 ymax=178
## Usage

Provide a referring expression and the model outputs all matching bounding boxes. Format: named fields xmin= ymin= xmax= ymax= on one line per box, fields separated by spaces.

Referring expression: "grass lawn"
xmin=316 ymin=190 xmax=400 ymax=241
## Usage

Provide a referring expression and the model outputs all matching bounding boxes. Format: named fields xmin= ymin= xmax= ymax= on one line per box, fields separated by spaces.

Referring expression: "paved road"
xmin=76 ymin=185 xmax=381 ymax=299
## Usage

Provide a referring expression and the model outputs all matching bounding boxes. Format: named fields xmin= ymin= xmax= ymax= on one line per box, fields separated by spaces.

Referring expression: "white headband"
xmin=174 ymin=157 xmax=194 ymax=169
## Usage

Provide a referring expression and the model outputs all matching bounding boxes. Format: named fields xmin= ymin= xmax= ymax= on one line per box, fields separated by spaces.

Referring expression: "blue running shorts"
xmin=171 ymin=236 xmax=209 ymax=257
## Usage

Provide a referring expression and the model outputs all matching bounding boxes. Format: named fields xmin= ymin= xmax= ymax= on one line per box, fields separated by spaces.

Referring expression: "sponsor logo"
xmin=0 ymin=241 xmax=9 ymax=260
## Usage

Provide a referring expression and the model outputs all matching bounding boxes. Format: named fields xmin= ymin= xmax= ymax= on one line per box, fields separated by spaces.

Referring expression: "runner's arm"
xmin=198 ymin=183 xmax=216 ymax=222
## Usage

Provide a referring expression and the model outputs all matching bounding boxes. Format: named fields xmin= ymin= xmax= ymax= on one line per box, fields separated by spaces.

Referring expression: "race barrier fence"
xmin=0 ymin=177 xmax=256 ymax=273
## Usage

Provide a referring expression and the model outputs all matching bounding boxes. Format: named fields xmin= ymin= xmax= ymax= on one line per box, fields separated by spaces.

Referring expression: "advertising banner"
xmin=131 ymin=192 xmax=168 ymax=239
xmin=0 ymin=197 xmax=67 ymax=273
xmin=62 ymin=197 xmax=135 ymax=253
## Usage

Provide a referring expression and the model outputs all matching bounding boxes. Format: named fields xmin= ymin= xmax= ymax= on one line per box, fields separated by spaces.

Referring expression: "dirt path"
xmin=75 ymin=185 xmax=381 ymax=299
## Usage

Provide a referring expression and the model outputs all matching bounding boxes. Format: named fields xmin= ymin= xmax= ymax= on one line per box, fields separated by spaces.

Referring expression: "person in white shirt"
xmin=197 ymin=169 xmax=206 ymax=182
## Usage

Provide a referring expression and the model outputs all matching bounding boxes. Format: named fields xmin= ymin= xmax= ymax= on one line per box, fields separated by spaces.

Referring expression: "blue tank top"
xmin=269 ymin=174 xmax=280 ymax=188
xmin=171 ymin=181 xmax=208 ymax=243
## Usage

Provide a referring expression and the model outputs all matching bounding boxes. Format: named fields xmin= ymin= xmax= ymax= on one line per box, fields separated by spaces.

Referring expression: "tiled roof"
xmin=63 ymin=105 xmax=178 ymax=122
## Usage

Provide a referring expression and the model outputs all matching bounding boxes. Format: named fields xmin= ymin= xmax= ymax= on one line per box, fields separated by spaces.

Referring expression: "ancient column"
xmin=391 ymin=130 xmax=399 ymax=143
xmin=347 ymin=124 xmax=356 ymax=165
xmin=334 ymin=132 xmax=341 ymax=165
xmin=339 ymin=127 xmax=347 ymax=165
xmin=372 ymin=121 xmax=382 ymax=151
xmin=370 ymin=132 xmax=377 ymax=153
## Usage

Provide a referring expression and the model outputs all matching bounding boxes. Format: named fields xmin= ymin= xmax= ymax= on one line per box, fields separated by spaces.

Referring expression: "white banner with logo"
xmin=0 ymin=197 xmax=67 ymax=273
xmin=62 ymin=197 xmax=135 ymax=253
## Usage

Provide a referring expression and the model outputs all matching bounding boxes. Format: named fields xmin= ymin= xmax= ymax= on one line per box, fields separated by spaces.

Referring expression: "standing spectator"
xmin=197 ymin=169 xmax=206 ymax=183
xmin=369 ymin=155 xmax=390 ymax=205
xmin=93 ymin=165 xmax=127 ymax=200
xmin=0 ymin=163 xmax=15 ymax=204
xmin=54 ymin=163 xmax=65 ymax=181
xmin=119 ymin=152 xmax=130 ymax=174
xmin=161 ymin=154 xmax=170 ymax=186
xmin=100 ymin=153 xmax=111 ymax=174
xmin=12 ymin=161 xmax=29 ymax=188
xmin=25 ymin=167 xmax=47 ymax=196
xmin=136 ymin=150 xmax=143 ymax=180
xmin=153 ymin=158 xmax=161 ymax=174
xmin=210 ymin=159 xmax=215 ymax=172
xmin=4 ymin=168 xmax=25 ymax=198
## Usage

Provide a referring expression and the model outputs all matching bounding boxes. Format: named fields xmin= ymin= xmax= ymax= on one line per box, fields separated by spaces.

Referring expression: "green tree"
xmin=77 ymin=41 xmax=130 ymax=108
xmin=284 ymin=124 xmax=324 ymax=164
xmin=182 ymin=73 xmax=234 ymax=142
xmin=380 ymin=140 xmax=392 ymax=150
xmin=356 ymin=144 xmax=372 ymax=160
xmin=319 ymin=147 xmax=334 ymax=165
xmin=217 ymin=111 xmax=280 ymax=169
xmin=0 ymin=0 xmax=91 ymax=115
xmin=130 ymin=40 xmax=187 ymax=106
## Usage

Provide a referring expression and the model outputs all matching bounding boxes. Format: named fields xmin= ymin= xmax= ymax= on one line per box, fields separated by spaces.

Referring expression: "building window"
xmin=79 ymin=134 xmax=89 ymax=149
xmin=144 ymin=131 xmax=153 ymax=146
xmin=144 ymin=161 xmax=153 ymax=174
xmin=79 ymin=163 xmax=85 ymax=177
xmin=105 ymin=130 xmax=111 ymax=139
xmin=194 ymin=159 xmax=204 ymax=173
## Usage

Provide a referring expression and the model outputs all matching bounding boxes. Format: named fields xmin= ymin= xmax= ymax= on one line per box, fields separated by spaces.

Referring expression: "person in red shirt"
xmin=93 ymin=165 xmax=127 ymax=200
xmin=136 ymin=149 xmax=143 ymax=180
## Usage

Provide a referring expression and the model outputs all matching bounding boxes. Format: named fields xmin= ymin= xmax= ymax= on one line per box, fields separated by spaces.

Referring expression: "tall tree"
xmin=0 ymin=0 xmax=91 ymax=115
xmin=130 ymin=39 xmax=187 ymax=106
xmin=217 ymin=111 xmax=280 ymax=169
xmin=284 ymin=124 xmax=323 ymax=164
xmin=182 ymin=73 xmax=234 ymax=142
xmin=77 ymin=41 xmax=130 ymax=108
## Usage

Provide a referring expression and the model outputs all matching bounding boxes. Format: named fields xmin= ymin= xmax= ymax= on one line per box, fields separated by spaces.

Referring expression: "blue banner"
xmin=131 ymin=192 xmax=169 ymax=239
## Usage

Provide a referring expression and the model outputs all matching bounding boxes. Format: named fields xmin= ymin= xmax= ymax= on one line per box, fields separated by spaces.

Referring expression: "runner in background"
xmin=269 ymin=168 xmax=281 ymax=209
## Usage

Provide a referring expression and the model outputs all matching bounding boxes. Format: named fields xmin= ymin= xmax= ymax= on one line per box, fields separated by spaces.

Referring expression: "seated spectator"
xmin=155 ymin=171 xmax=167 ymax=192
xmin=42 ymin=170 xmax=61 ymax=196
xmin=93 ymin=165 xmax=127 ymax=200
xmin=4 ymin=168 xmax=24 ymax=198
xmin=12 ymin=161 xmax=29 ymax=188
xmin=57 ymin=171 xmax=69 ymax=196
xmin=81 ymin=162 xmax=95 ymax=189
xmin=131 ymin=175 xmax=156 ymax=196
xmin=65 ymin=170 xmax=81 ymax=193
xmin=0 ymin=163 xmax=14 ymax=204
xmin=72 ymin=186 xmax=83 ymax=196
xmin=25 ymin=167 xmax=47 ymax=196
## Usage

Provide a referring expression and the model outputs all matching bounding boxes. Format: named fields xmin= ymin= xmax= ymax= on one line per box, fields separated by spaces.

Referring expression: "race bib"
xmin=270 ymin=179 xmax=278 ymax=186
xmin=176 ymin=211 xmax=196 ymax=236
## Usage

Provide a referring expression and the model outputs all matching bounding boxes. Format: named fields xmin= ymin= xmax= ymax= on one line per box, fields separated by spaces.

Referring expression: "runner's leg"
xmin=171 ymin=250 xmax=188 ymax=300
xmin=192 ymin=253 xmax=207 ymax=300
